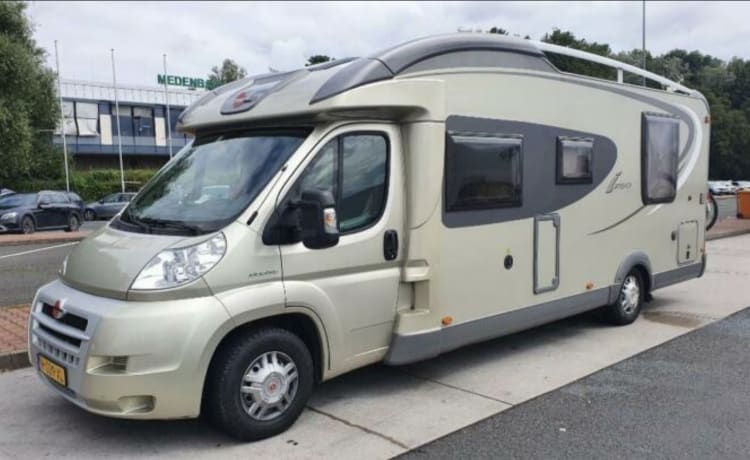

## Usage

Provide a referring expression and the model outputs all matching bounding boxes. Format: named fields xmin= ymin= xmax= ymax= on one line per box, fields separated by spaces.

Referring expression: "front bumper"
xmin=28 ymin=279 xmax=232 ymax=419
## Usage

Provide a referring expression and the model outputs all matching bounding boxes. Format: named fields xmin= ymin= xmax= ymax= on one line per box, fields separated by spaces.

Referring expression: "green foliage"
xmin=487 ymin=27 xmax=508 ymax=35
xmin=13 ymin=169 xmax=158 ymax=201
xmin=206 ymin=58 xmax=247 ymax=90
xmin=305 ymin=55 xmax=333 ymax=67
xmin=541 ymin=29 xmax=615 ymax=80
xmin=0 ymin=1 xmax=62 ymax=188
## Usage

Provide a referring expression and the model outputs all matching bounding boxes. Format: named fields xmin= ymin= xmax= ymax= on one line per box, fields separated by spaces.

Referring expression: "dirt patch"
xmin=642 ymin=311 xmax=706 ymax=328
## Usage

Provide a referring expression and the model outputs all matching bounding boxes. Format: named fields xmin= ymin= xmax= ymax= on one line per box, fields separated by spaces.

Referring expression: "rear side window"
xmin=445 ymin=132 xmax=523 ymax=211
xmin=557 ymin=137 xmax=593 ymax=184
xmin=642 ymin=113 xmax=679 ymax=204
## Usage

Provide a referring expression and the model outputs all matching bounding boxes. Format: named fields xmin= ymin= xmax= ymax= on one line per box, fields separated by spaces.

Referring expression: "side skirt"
xmin=384 ymin=287 xmax=610 ymax=366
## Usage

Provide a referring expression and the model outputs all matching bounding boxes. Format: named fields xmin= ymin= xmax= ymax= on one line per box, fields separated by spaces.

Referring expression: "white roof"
xmin=59 ymin=78 xmax=205 ymax=107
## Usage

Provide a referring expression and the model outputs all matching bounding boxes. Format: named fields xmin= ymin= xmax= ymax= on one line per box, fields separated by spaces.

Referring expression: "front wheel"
xmin=204 ymin=328 xmax=314 ymax=441
xmin=21 ymin=216 xmax=35 ymax=234
xmin=65 ymin=213 xmax=81 ymax=232
xmin=602 ymin=269 xmax=644 ymax=325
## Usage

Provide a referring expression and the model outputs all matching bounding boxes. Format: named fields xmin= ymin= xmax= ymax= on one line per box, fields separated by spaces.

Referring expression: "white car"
xmin=708 ymin=181 xmax=732 ymax=195
xmin=732 ymin=180 xmax=750 ymax=191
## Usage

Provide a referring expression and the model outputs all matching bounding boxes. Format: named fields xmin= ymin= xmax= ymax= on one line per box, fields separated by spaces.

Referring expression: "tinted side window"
xmin=288 ymin=133 xmax=388 ymax=234
xmin=339 ymin=134 xmax=388 ymax=232
xmin=557 ymin=137 xmax=593 ymax=184
xmin=642 ymin=113 xmax=679 ymax=204
xmin=445 ymin=132 xmax=523 ymax=211
xmin=49 ymin=193 xmax=69 ymax=204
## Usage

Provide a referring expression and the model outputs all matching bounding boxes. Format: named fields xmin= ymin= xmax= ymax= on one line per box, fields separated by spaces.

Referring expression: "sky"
xmin=25 ymin=1 xmax=750 ymax=88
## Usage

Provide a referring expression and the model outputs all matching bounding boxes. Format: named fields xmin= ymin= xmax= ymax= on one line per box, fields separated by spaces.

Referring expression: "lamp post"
xmin=54 ymin=40 xmax=70 ymax=192
xmin=111 ymin=48 xmax=126 ymax=193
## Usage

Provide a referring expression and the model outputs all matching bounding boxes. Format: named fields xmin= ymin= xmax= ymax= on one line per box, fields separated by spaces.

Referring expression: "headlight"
xmin=131 ymin=233 xmax=227 ymax=290
xmin=0 ymin=212 xmax=17 ymax=222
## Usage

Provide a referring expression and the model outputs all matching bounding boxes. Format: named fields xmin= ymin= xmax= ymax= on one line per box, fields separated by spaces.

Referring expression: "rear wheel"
xmin=21 ymin=216 xmax=35 ymax=234
xmin=706 ymin=192 xmax=718 ymax=231
xmin=204 ymin=327 xmax=314 ymax=441
xmin=65 ymin=213 xmax=81 ymax=232
xmin=602 ymin=269 xmax=644 ymax=325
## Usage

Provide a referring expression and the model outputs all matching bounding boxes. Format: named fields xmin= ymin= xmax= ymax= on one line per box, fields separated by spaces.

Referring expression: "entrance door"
xmin=534 ymin=214 xmax=560 ymax=294
xmin=275 ymin=124 xmax=405 ymax=370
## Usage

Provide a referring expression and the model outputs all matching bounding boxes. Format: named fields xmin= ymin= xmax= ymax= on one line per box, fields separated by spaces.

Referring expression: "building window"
xmin=642 ymin=112 xmax=679 ymax=204
xmin=75 ymin=102 xmax=99 ymax=136
xmin=113 ymin=106 xmax=134 ymax=137
xmin=57 ymin=101 xmax=77 ymax=135
xmin=557 ymin=137 xmax=593 ymax=184
xmin=445 ymin=132 xmax=523 ymax=211
xmin=133 ymin=107 xmax=154 ymax=137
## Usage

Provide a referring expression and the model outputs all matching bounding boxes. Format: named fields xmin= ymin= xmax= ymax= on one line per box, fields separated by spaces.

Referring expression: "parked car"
xmin=708 ymin=180 xmax=734 ymax=195
xmin=84 ymin=192 xmax=136 ymax=220
xmin=0 ymin=191 xmax=82 ymax=234
xmin=0 ymin=188 xmax=14 ymax=198
xmin=732 ymin=180 xmax=750 ymax=191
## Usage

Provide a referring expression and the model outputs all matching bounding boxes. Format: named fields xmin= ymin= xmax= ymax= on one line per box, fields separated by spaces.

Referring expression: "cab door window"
xmin=284 ymin=132 xmax=389 ymax=237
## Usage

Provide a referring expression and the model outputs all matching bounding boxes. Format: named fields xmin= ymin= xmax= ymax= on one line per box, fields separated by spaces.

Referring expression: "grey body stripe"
xmin=589 ymin=205 xmax=646 ymax=235
xmin=652 ymin=261 xmax=704 ymax=290
xmin=384 ymin=287 xmax=611 ymax=365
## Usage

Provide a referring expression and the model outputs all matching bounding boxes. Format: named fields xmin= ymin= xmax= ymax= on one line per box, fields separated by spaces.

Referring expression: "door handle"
xmin=383 ymin=230 xmax=398 ymax=261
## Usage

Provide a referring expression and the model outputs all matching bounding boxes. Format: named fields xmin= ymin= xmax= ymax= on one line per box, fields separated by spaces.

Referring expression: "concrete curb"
xmin=0 ymin=350 xmax=30 ymax=372
xmin=707 ymin=228 xmax=750 ymax=241
xmin=0 ymin=233 xmax=88 ymax=247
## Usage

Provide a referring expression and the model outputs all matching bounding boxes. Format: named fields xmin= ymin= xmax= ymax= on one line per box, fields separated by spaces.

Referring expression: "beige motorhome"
xmin=29 ymin=34 xmax=710 ymax=440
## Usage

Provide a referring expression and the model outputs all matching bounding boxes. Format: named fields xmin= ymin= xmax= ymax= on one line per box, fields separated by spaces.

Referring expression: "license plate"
xmin=39 ymin=355 xmax=67 ymax=387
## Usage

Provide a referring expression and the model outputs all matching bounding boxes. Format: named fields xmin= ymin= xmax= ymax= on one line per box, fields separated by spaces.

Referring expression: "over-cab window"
xmin=445 ymin=132 xmax=523 ymax=211
xmin=642 ymin=113 xmax=679 ymax=204
xmin=557 ymin=137 xmax=593 ymax=184
xmin=293 ymin=133 xmax=389 ymax=233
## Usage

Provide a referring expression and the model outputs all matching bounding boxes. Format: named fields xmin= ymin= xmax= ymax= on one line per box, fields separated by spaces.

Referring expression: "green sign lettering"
xmin=157 ymin=73 xmax=209 ymax=89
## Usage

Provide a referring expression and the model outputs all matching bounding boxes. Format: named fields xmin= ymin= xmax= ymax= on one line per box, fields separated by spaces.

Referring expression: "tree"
xmin=206 ymin=58 xmax=247 ymax=90
xmin=305 ymin=55 xmax=333 ymax=67
xmin=0 ymin=1 xmax=62 ymax=188
xmin=541 ymin=29 xmax=614 ymax=80
xmin=487 ymin=27 xmax=508 ymax=35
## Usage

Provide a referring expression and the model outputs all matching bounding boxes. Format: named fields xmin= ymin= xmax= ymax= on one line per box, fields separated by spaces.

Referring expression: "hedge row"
xmin=13 ymin=169 xmax=158 ymax=202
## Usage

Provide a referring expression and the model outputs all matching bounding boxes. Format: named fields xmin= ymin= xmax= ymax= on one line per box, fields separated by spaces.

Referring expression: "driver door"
xmin=274 ymin=124 xmax=405 ymax=371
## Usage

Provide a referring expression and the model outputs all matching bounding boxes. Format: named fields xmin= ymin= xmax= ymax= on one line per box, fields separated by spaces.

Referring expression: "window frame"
xmin=556 ymin=136 xmax=594 ymax=185
xmin=444 ymin=131 xmax=524 ymax=212
xmin=641 ymin=112 xmax=680 ymax=205
xmin=279 ymin=130 xmax=391 ymax=239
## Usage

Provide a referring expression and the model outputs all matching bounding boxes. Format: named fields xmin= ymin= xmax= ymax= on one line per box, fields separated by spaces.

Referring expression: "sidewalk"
xmin=0 ymin=305 xmax=29 ymax=371
xmin=1 ymin=220 xmax=749 ymax=371
xmin=0 ymin=230 xmax=90 ymax=247
xmin=707 ymin=216 xmax=750 ymax=240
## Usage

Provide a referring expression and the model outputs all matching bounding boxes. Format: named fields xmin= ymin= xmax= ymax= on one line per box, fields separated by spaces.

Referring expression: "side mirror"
xmin=297 ymin=190 xmax=339 ymax=250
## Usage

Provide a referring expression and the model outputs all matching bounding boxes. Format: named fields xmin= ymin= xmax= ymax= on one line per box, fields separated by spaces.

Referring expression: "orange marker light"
xmin=585 ymin=281 xmax=594 ymax=290
xmin=441 ymin=316 xmax=453 ymax=326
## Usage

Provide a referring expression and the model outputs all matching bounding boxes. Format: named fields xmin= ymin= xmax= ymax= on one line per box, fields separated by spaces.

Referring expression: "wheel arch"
xmin=202 ymin=308 xmax=329 ymax=404
xmin=610 ymin=251 xmax=653 ymax=304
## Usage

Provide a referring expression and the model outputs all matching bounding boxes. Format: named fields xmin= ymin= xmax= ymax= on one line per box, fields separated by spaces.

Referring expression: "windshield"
xmin=0 ymin=194 xmax=36 ymax=209
xmin=118 ymin=130 xmax=308 ymax=235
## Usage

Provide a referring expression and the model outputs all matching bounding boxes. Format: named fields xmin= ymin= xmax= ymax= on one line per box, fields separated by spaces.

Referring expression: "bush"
xmin=11 ymin=168 xmax=158 ymax=202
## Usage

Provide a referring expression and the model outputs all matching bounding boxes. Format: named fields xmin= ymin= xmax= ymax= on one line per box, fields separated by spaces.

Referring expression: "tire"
xmin=21 ymin=216 xmax=35 ymax=234
xmin=84 ymin=209 xmax=96 ymax=221
xmin=65 ymin=213 xmax=81 ymax=232
xmin=602 ymin=269 xmax=644 ymax=325
xmin=204 ymin=327 xmax=314 ymax=441
xmin=705 ymin=192 xmax=718 ymax=231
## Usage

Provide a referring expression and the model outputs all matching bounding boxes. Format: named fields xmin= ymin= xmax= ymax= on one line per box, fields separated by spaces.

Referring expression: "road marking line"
xmin=0 ymin=242 xmax=78 ymax=260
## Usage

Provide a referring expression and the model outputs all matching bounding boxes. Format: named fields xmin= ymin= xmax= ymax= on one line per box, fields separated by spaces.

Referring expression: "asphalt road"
xmin=0 ymin=221 xmax=105 ymax=307
xmin=401 ymin=306 xmax=750 ymax=460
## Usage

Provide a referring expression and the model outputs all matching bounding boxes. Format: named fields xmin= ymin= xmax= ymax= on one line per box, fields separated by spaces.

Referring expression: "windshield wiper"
xmin=120 ymin=208 xmax=151 ymax=233
xmin=137 ymin=217 xmax=202 ymax=236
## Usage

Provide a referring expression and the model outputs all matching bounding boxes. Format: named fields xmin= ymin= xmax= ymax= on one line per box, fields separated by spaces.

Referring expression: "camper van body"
xmin=29 ymin=34 xmax=709 ymax=439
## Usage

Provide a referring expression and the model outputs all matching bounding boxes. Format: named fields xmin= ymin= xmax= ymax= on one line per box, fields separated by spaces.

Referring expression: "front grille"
xmin=38 ymin=323 xmax=82 ymax=347
xmin=36 ymin=335 xmax=80 ymax=367
xmin=42 ymin=303 xmax=88 ymax=331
